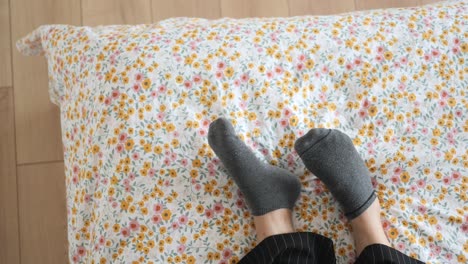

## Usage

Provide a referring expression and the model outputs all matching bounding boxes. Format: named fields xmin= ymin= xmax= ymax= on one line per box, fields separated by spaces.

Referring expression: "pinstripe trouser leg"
xmin=238 ymin=232 xmax=424 ymax=264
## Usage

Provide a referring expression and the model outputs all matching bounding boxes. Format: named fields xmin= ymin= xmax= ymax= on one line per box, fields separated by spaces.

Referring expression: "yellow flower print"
xmin=141 ymin=78 xmax=151 ymax=89
xmin=289 ymin=115 xmax=298 ymax=126
xmin=161 ymin=209 xmax=172 ymax=221
xmin=400 ymin=172 xmax=410 ymax=183
xmin=224 ymin=67 xmax=234 ymax=78
xmin=125 ymin=139 xmax=134 ymax=151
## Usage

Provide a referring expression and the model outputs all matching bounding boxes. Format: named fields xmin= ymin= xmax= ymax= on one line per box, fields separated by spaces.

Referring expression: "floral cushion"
xmin=17 ymin=0 xmax=468 ymax=263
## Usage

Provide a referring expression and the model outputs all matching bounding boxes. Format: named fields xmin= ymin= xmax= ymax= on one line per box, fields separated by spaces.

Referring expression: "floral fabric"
xmin=17 ymin=1 xmax=467 ymax=263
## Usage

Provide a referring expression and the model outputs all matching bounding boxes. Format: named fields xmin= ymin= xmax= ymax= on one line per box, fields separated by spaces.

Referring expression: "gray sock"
xmin=294 ymin=128 xmax=376 ymax=220
xmin=208 ymin=117 xmax=301 ymax=216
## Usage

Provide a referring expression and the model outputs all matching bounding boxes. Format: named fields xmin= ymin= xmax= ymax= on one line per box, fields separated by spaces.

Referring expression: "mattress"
xmin=17 ymin=0 xmax=468 ymax=263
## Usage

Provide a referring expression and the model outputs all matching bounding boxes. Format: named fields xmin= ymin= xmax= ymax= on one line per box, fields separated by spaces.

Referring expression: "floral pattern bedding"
xmin=17 ymin=0 xmax=468 ymax=263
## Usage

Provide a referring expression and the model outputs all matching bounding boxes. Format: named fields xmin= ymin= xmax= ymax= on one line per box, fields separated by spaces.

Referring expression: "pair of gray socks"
xmin=208 ymin=117 xmax=375 ymax=220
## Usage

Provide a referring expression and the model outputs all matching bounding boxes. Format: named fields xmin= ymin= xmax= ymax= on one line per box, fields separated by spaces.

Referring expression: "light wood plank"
xmin=82 ymin=0 xmax=152 ymax=26
xmin=10 ymin=0 xmax=80 ymax=164
xmin=0 ymin=87 xmax=20 ymax=264
xmin=355 ymin=0 xmax=423 ymax=10
xmin=152 ymin=0 xmax=221 ymax=22
xmin=0 ymin=0 xmax=12 ymax=87
xmin=18 ymin=162 xmax=67 ymax=264
xmin=221 ymin=0 xmax=289 ymax=18
xmin=289 ymin=0 xmax=355 ymax=16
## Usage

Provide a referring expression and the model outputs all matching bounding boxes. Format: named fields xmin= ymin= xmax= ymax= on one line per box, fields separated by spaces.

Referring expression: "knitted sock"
xmin=294 ymin=128 xmax=376 ymax=220
xmin=208 ymin=117 xmax=301 ymax=216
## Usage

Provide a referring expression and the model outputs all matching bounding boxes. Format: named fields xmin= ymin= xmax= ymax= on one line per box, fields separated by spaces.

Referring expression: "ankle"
xmin=350 ymin=199 xmax=390 ymax=255
xmin=254 ymin=209 xmax=295 ymax=242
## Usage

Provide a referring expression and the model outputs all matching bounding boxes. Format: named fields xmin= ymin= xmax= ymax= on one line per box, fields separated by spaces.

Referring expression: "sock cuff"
xmin=344 ymin=191 xmax=377 ymax=220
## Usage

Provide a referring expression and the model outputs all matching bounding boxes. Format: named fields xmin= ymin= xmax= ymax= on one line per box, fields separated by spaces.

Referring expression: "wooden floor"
xmin=0 ymin=0 xmax=439 ymax=263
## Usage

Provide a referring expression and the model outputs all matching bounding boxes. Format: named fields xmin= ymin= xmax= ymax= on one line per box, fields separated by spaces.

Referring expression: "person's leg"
xmin=295 ymin=128 xmax=424 ymax=263
xmin=208 ymin=118 xmax=338 ymax=264
xmin=349 ymin=199 xmax=390 ymax=255
xmin=208 ymin=117 xmax=301 ymax=237
xmin=254 ymin=208 xmax=295 ymax=242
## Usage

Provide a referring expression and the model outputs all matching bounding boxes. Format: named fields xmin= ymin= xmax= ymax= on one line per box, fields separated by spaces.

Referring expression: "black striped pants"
xmin=239 ymin=232 xmax=424 ymax=264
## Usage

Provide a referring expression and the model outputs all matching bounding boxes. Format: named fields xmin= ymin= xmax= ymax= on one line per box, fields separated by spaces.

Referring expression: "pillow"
xmin=17 ymin=1 xmax=467 ymax=263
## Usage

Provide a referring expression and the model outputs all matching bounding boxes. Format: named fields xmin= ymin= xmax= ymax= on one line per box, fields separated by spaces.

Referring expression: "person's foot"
xmin=294 ymin=128 xmax=376 ymax=220
xmin=208 ymin=117 xmax=301 ymax=216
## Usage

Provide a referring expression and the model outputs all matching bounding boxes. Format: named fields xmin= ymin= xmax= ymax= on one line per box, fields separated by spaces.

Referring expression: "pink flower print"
xmin=421 ymin=128 xmax=428 ymax=135
xmin=72 ymin=176 xmax=78 ymax=185
xmin=131 ymin=152 xmax=139 ymax=160
xmin=202 ymin=119 xmax=210 ymax=127
xmin=376 ymin=55 xmax=383 ymax=63
xmin=184 ymin=80 xmax=192 ymax=89
xmin=452 ymin=171 xmax=461 ymax=181
xmin=163 ymin=158 xmax=171 ymax=166
xmin=266 ymin=71 xmax=273 ymax=79
xmin=241 ymin=73 xmax=249 ymax=83
xmin=77 ymin=246 xmax=86 ymax=257
xmin=170 ymin=152 xmax=177 ymax=161
xmin=345 ymin=63 xmax=353 ymax=70
xmin=99 ymin=236 xmax=105 ymax=245
xmin=111 ymin=90 xmax=120 ymax=99
xmin=280 ymin=119 xmax=288 ymax=128
xmin=129 ymin=173 xmax=135 ymax=181
xmin=239 ymin=100 xmax=246 ymax=109
xmin=121 ymin=227 xmax=131 ymax=237
xmin=274 ymin=66 xmax=283 ymax=75
xmin=158 ymin=85 xmax=167 ymax=93
xmin=452 ymin=46 xmax=460 ymax=54
xmin=156 ymin=112 xmax=165 ymax=121
xmin=84 ymin=194 xmax=91 ymax=203
xmin=72 ymin=254 xmax=80 ymax=263
xmin=446 ymin=253 xmax=453 ymax=260
xmin=396 ymin=242 xmax=405 ymax=251
xmin=216 ymin=71 xmax=223 ymax=79
xmin=371 ymin=177 xmax=378 ymax=188
xmin=135 ymin=73 xmax=143 ymax=83
xmin=358 ymin=109 xmax=367 ymax=119
xmin=234 ymin=79 xmax=241 ymax=86
xmin=377 ymin=46 xmax=384 ymax=54
xmin=148 ymin=168 xmax=156 ymax=177
xmin=193 ymin=75 xmax=202 ymax=83
xmin=391 ymin=176 xmax=400 ymax=184
xmin=417 ymin=179 xmax=426 ymax=188
xmin=410 ymin=185 xmax=417 ymax=192
xmin=321 ymin=65 xmax=329 ymax=73
xmin=354 ymin=58 xmax=362 ymax=66
xmin=213 ymin=202 xmax=224 ymax=214
xmin=154 ymin=203 xmax=163 ymax=213
xmin=442 ymin=176 xmax=451 ymax=185
xmin=177 ymin=244 xmax=186 ymax=254
xmin=424 ymin=54 xmax=431 ymax=61
xmin=417 ymin=205 xmax=427 ymax=214
xmin=362 ymin=99 xmax=370 ymax=108
xmin=178 ymin=215 xmax=188 ymax=225
xmin=195 ymin=184 xmax=201 ymax=191
xmin=298 ymin=54 xmax=306 ymax=61
xmin=150 ymin=90 xmax=157 ymax=98
xmin=431 ymin=49 xmax=440 ymax=57
xmin=171 ymin=221 xmax=179 ymax=230
xmin=217 ymin=61 xmax=226 ymax=70
xmin=222 ymin=248 xmax=233 ymax=259
xmin=382 ymin=220 xmax=391 ymax=230
xmin=400 ymin=57 xmax=408 ymax=64
xmin=199 ymin=129 xmax=207 ymax=137
xmin=296 ymin=63 xmax=305 ymax=71
xmin=112 ymin=201 xmax=118 ymax=208
xmin=129 ymin=219 xmax=140 ymax=231
xmin=181 ymin=159 xmax=188 ymax=166
xmin=205 ymin=209 xmax=214 ymax=219
xmin=283 ymin=108 xmax=292 ymax=117
xmin=438 ymin=100 xmax=446 ymax=108
xmin=236 ymin=199 xmax=245 ymax=208
xmin=104 ymin=97 xmax=111 ymax=105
